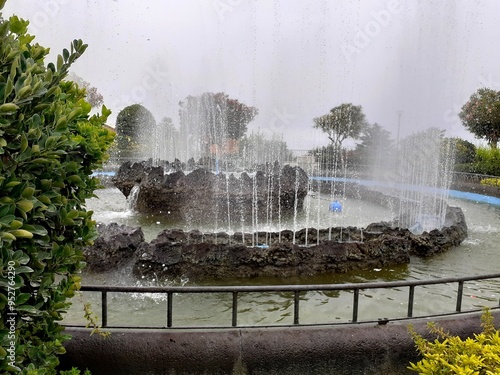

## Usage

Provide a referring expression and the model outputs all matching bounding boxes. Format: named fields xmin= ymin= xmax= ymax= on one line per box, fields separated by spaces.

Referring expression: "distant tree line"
xmin=111 ymin=84 xmax=500 ymax=176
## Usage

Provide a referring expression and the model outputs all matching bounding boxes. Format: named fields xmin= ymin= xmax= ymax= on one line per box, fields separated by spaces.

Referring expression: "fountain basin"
xmin=84 ymin=205 xmax=467 ymax=281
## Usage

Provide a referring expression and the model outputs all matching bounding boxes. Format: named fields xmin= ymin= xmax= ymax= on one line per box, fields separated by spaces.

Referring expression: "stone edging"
xmin=61 ymin=309 xmax=500 ymax=375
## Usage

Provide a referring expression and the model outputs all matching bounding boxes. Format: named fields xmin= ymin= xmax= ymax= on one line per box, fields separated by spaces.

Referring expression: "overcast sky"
xmin=3 ymin=0 xmax=500 ymax=150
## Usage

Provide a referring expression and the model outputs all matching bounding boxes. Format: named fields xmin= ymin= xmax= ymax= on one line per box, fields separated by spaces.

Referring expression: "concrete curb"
xmin=61 ymin=309 xmax=499 ymax=374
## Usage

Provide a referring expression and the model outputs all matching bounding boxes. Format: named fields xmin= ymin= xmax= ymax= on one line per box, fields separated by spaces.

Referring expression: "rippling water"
xmin=64 ymin=188 xmax=500 ymax=327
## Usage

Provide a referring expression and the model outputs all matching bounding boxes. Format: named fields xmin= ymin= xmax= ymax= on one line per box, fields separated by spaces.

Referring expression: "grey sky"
xmin=3 ymin=0 xmax=500 ymax=150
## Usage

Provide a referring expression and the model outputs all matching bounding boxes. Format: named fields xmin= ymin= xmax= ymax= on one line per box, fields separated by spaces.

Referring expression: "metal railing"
xmin=70 ymin=273 xmax=500 ymax=330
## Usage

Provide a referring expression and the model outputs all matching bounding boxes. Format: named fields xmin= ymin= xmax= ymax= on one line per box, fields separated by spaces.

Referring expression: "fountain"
xmin=111 ymin=160 xmax=309 ymax=226
xmin=87 ymin=125 xmax=467 ymax=282
xmin=2 ymin=1 xmax=499 ymax=373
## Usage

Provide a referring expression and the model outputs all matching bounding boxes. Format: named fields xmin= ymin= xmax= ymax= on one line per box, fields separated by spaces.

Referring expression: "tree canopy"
xmin=239 ymin=132 xmax=292 ymax=166
xmin=313 ymin=103 xmax=367 ymax=150
xmin=179 ymin=92 xmax=258 ymax=156
xmin=67 ymin=72 xmax=104 ymax=108
xmin=352 ymin=123 xmax=394 ymax=167
xmin=459 ymin=87 xmax=500 ymax=148
xmin=115 ymin=103 xmax=156 ymax=155
xmin=447 ymin=137 xmax=475 ymax=165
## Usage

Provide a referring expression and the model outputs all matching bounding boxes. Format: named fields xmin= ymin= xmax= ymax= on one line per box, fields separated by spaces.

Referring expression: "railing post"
xmin=352 ymin=289 xmax=359 ymax=323
xmin=294 ymin=291 xmax=300 ymax=325
xmin=456 ymin=281 xmax=464 ymax=312
xmin=408 ymin=285 xmax=415 ymax=318
xmin=101 ymin=291 xmax=107 ymax=328
xmin=167 ymin=291 xmax=173 ymax=328
xmin=232 ymin=292 xmax=238 ymax=327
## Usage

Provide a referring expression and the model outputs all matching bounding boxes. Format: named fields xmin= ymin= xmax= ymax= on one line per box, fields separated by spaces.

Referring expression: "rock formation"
xmin=112 ymin=161 xmax=309 ymax=225
xmin=85 ymin=205 xmax=467 ymax=281
xmin=83 ymin=223 xmax=144 ymax=272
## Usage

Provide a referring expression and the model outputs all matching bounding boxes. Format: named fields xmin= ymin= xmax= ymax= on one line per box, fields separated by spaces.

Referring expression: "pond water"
xmin=63 ymin=187 xmax=500 ymax=328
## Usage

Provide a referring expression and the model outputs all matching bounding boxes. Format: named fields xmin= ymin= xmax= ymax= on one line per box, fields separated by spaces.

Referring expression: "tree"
xmin=447 ymin=137 xmax=475 ymax=165
xmin=459 ymin=87 xmax=500 ymax=148
xmin=309 ymin=144 xmax=342 ymax=171
xmin=115 ymin=103 xmax=156 ymax=158
xmin=67 ymin=72 xmax=104 ymax=108
xmin=179 ymin=92 xmax=258 ymax=157
xmin=313 ymin=103 xmax=368 ymax=151
xmin=0 ymin=9 xmax=114 ymax=373
xmin=239 ymin=132 xmax=292 ymax=167
xmin=352 ymin=123 xmax=394 ymax=168
xmin=153 ymin=116 xmax=179 ymax=161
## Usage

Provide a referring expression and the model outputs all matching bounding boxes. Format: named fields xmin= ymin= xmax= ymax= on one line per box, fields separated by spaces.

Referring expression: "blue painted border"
xmin=309 ymin=176 xmax=500 ymax=207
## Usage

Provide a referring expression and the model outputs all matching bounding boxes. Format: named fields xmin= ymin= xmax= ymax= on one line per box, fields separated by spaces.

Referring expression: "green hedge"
xmin=0 ymin=9 xmax=114 ymax=374
xmin=455 ymin=147 xmax=500 ymax=176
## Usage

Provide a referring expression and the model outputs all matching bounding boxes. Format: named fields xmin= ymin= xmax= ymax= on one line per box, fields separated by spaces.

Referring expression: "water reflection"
xmin=65 ymin=191 xmax=500 ymax=327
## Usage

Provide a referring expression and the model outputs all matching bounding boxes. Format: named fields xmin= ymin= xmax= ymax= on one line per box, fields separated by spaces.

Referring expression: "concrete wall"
xmin=61 ymin=309 xmax=499 ymax=375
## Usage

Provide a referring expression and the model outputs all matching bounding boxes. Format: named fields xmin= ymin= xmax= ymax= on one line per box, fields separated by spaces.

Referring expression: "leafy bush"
xmin=452 ymin=138 xmax=476 ymax=165
xmin=115 ymin=103 xmax=155 ymax=159
xmin=0 ymin=8 xmax=114 ymax=374
xmin=455 ymin=147 xmax=500 ymax=176
xmin=408 ymin=309 xmax=500 ymax=374
xmin=481 ymin=178 xmax=500 ymax=188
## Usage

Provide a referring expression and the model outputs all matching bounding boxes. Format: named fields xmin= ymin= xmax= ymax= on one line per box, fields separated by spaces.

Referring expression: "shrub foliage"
xmin=408 ymin=309 xmax=500 ymax=374
xmin=0 ymin=10 xmax=114 ymax=374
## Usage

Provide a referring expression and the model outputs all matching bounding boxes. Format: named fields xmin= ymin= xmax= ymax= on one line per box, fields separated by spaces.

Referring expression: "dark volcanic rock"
xmin=130 ymin=204 xmax=466 ymax=280
xmin=112 ymin=161 xmax=309 ymax=224
xmin=83 ymin=223 xmax=144 ymax=272
xmin=86 ymin=204 xmax=467 ymax=281
xmin=111 ymin=161 xmax=146 ymax=197
xmin=133 ymin=230 xmax=412 ymax=280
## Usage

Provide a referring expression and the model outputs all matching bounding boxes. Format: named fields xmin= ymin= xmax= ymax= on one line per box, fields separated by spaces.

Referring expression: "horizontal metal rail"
xmin=72 ymin=273 xmax=500 ymax=329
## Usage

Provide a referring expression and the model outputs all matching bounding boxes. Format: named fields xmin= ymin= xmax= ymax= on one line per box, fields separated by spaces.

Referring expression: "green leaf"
xmin=0 ymin=205 xmax=11 ymax=217
xmin=22 ymin=224 xmax=48 ymax=236
xmin=15 ymin=305 xmax=39 ymax=314
xmin=8 ymin=15 xmax=29 ymax=34
xmin=16 ymin=293 xmax=31 ymax=305
xmin=16 ymin=199 xmax=33 ymax=213
xmin=15 ymin=266 xmax=34 ymax=274
xmin=0 ymin=346 xmax=6 ymax=359
xmin=62 ymin=218 xmax=75 ymax=226
xmin=0 ymin=102 xmax=19 ymax=114
xmin=1 ymin=232 xmax=16 ymax=241
xmin=12 ymin=250 xmax=29 ymax=263
xmin=57 ymin=54 xmax=63 ymax=71
xmin=20 ymin=133 xmax=28 ymax=152
xmin=10 ymin=219 xmax=23 ymax=229
xmin=67 ymin=175 xmax=83 ymax=184
xmin=67 ymin=107 xmax=82 ymax=122
xmin=4 ymin=76 xmax=13 ymax=99
xmin=21 ymin=186 xmax=35 ymax=198
xmin=36 ymin=251 xmax=51 ymax=261
xmin=9 ymin=229 xmax=34 ymax=239
xmin=62 ymin=48 xmax=69 ymax=62
xmin=5 ymin=181 xmax=21 ymax=189
xmin=0 ymin=214 xmax=15 ymax=225
xmin=66 ymin=210 xmax=80 ymax=219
